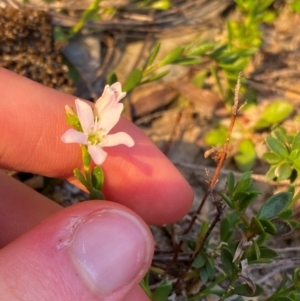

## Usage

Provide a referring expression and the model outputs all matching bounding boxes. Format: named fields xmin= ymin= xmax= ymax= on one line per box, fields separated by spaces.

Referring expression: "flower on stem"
xmin=61 ymin=82 xmax=134 ymax=165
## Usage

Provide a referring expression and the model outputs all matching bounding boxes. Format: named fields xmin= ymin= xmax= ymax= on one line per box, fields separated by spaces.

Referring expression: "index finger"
xmin=0 ymin=68 xmax=193 ymax=225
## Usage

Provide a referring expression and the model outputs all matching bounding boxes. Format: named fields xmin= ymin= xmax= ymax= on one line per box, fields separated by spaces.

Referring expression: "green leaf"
xmin=152 ymin=281 xmax=172 ymax=301
xmin=230 ymin=283 xmax=264 ymax=297
xmin=227 ymin=172 xmax=235 ymax=197
xmin=107 ymin=73 xmax=118 ymax=85
xmin=249 ymin=216 xmax=265 ymax=235
xmin=145 ymin=42 xmax=161 ymax=69
xmin=221 ymin=247 xmax=234 ymax=277
xmin=73 ymin=168 xmax=87 ymax=186
xmin=220 ymin=218 xmax=234 ymax=242
xmin=288 ymin=219 xmax=299 ymax=229
xmin=258 ymin=246 xmax=279 ymax=260
xmin=192 ymin=253 xmax=206 ymax=268
xmin=271 ymin=217 xmax=294 ymax=236
xmin=258 ymin=192 xmax=292 ymax=220
xmin=272 ymin=127 xmax=288 ymax=144
xmin=205 ymin=256 xmax=215 ymax=280
xmin=266 ymin=136 xmax=289 ymax=158
xmin=89 ymin=188 xmax=105 ymax=200
xmin=255 ymin=101 xmax=293 ymax=129
xmin=205 ymin=128 xmax=227 ymax=146
xmin=158 ymin=47 xmax=184 ymax=66
xmin=262 ymin=152 xmax=282 ymax=164
xmin=234 ymin=139 xmax=256 ymax=171
xmin=186 ymin=42 xmax=215 ymax=56
xmin=172 ymin=57 xmax=203 ymax=65
xmin=265 ymin=165 xmax=276 ymax=181
xmin=219 ymin=191 xmax=232 ymax=207
xmin=259 ymin=218 xmax=277 ymax=235
xmin=199 ymin=267 xmax=208 ymax=284
xmin=274 ymin=162 xmax=292 ymax=181
xmin=92 ymin=166 xmax=104 ymax=191
xmin=292 ymin=131 xmax=300 ymax=151
xmin=238 ymin=191 xmax=260 ymax=211
xmin=253 ymin=240 xmax=260 ymax=260
xmin=145 ymin=70 xmax=170 ymax=82
xmin=123 ymin=69 xmax=143 ymax=92
xmin=233 ymin=174 xmax=252 ymax=198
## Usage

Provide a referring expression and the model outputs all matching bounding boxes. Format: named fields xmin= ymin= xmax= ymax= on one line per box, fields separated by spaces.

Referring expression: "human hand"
xmin=0 ymin=67 xmax=194 ymax=300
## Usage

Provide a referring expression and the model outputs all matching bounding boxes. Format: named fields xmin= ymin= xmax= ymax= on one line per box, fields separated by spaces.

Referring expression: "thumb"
xmin=0 ymin=201 xmax=154 ymax=301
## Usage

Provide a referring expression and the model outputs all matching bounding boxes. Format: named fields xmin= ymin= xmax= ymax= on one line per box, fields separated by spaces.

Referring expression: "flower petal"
xmin=110 ymin=82 xmax=126 ymax=102
xmin=75 ymin=99 xmax=95 ymax=135
xmin=61 ymin=129 xmax=87 ymax=144
xmin=99 ymin=103 xmax=123 ymax=134
xmin=104 ymin=132 xmax=134 ymax=147
xmin=88 ymin=145 xmax=107 ymax=165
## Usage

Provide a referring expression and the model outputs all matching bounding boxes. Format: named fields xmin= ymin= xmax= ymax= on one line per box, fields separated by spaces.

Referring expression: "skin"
xmin=0 ymin=67 xmax=194 ymax=300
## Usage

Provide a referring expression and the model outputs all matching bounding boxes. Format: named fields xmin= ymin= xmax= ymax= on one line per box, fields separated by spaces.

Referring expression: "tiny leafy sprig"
xmin=61 ymin=82 xmax=134 ymax=200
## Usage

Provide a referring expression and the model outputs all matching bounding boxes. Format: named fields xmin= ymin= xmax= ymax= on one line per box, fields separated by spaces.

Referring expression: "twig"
xmin=165 ymin=73 xmax=243 ymax=278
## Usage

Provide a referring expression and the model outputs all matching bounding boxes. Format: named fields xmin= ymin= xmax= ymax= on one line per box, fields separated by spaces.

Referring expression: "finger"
xmin=0 ymin=68 xmax=193 ymax=225
xmin=0 ymin=172 xmax=151 ymax=301
xmin=0 ymin=201 xmax=154 ymax=301
xmin=0 ymin=170 xmax=61 ymax=246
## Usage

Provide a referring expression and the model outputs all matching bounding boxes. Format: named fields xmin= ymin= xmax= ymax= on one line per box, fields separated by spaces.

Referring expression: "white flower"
xmin=61 ymin=83 xmax=134 ymax=165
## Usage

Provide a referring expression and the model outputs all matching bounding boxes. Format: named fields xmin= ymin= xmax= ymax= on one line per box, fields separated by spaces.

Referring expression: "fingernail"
xmin=70 ymin=209 xmax=152 ymax=297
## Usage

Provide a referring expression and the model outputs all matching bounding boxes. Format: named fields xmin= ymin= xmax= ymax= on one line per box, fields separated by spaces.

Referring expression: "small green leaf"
xmin=92 ymin=166 xmax=104 ymax=191
xmin=234 ymin=139 xmax=256 ymax=171
xmin=262 ymin=152 xmax=282 ymax=164
xmin=145 ymin=70 xmax=170 ymax=82
xmin=205 ymin=256 xmax=215 ymax=280
xmin=271 ymin=217 xmax=294 ymax=236
xmin=219 ymin=191 xmax=232 ymax=207
xmin=253 ymin=240 xmax=260 ymax=260
xmin=199 ymin=267 xmax=208 ymax=284
xmin=265 ymin=165 xmax=277 ymax=181
xmin=158 ymin=47 xmax=184 ymax=66
xmin=221 ymin=247 xmax=234 ymax=277
xmin=233 ymin=178 xmax=252 ymax=199
xmin=259 ymin=218 xmax=277 ymax=235
xmin=279 ymin=209 xmax=293 ymax=219
xmin=257 ymin=192 xmax=292 ymax=220
xmin=288 ymin=219 xmax=299 ymax=229
xmin=292 ymin=131 xmax=300 ymax=151
xmin=238 ymin=191 xmax=260 ymax=211
xmin=230 ymin=283 xmax=264 ymax=297
xmin=145 ymin=42 xmax=161 ymax=69
xmin=249 ymin=216 xmax=265 ymax=235
xmin=89 ymin=188 xmax=105 ymax=200
xmin=152 ymin=281 xmax=172 ymax=301
xmin=274 ymin=162 xmax=292 ymax=181
xmin=192 ymin=253 xmax=206 ymax=268
xmin=272 ymin=127 xmax=288 ymax=144
xmin=123 ymin=69 xmax=143 ymax=92
xmin=227 ymin=172 xmax=235 ymax=197
xmin=81 ymin=145 xmax=91 ymax=170
xmin=255 ymin=101 xmax=293 ymax=129
xmin=186 ymin=42 xmax=215 ymax=56
xmin=266 ymin=136 xmax=289 ymax=158
xmin=269 ymin=297 xmax=293 ymax=301
xmin=172 ymin=57 xmax=203 ymax=65
xmin=107 ymin=73 xmax=118 ymax=85
xmin=259 ymin=246 xmax=279 ymax=260
xmin=205 ymin=128 xmax=227 ymax=146
xmin=73 ymin=168 xmax=87 ymax=186
xmin=220 ymin=218 xmax=234 ymax=242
